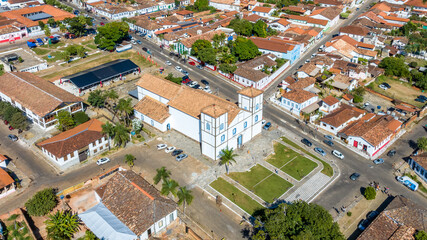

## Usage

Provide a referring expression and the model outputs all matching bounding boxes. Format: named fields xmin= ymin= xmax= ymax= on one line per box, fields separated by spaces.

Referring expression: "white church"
xmin=134 ymin=74 xmax=264 ymax=160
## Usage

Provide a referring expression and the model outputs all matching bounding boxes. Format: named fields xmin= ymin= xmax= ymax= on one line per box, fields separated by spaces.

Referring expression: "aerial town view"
xmin=0 ymin=0 xmax=426 ymax=238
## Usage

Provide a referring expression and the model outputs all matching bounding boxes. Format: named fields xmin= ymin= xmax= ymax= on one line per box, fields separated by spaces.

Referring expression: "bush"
xmin=353 ymin=95 xmax=363 ymax=103
xmin=346 ymin=212 xmax=352 ymax=216
xmin=415 ymin=230 xmax=427 ymax=240
xmin=25 ymin=188 xmax=57 ymax=216
xmin=409 ymin=61 xmax=418 ymax=68
xmin=364 ymin=186 xmax=376 ymax=200
xmin=73 ymin=111 xmax=90 ymax=125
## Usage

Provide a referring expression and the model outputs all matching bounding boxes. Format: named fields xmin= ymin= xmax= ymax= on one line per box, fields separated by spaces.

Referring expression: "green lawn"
xmin=281 ymin=156 xmax=317 ymax=181
xmin=42 ymin=51 xmax=63 ymax=62
xmin=210 ymin=177 xmax=264 ymax=215
xmin=39 ymin=42 xmax=65 ymax=49
xmin=229 ymin=164 xmax=293 ymax=203
xmin=87 ymin=44 xmax=98 ymax=50
xmin=253 ymin=174 xmax=293 ymax=202
xmin=281 ymin=137 xmax=334 ymax=177
xmin=267 ymin=142 xmax=300 ymax=168
xmin=32 ymin=48 xmax=50 ymax=55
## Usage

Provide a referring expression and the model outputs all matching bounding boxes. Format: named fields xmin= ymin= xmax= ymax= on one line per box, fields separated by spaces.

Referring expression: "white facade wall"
xmin=233 ymin=75 xmax=269 ymax=89
xmin=209 ymin=1 xmax=240 ymax=11
xmin=339 ymin=32 xmax=364 ymax=42
xmin=140 ymin=210 xmax=177 ymax=240
xmin=280 ymin=95 xmax=319 ymax=115
xmin=269 ymin=23 xmax=290 ymax=32
xmin=137 ymin=87 xmax=170 ymax=104
xmin=134 ymin=110 xmax=170 ymax=132
xmin=169 ymin=107 xmax=201 ymax=142
xmin=297 ymin=71 xmax=310 ymax=79
xmin=347 ymin=134 xmax=391 ymax=157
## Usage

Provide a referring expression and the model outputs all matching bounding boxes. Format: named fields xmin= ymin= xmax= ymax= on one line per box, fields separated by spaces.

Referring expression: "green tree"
xmin=64 ymin=16 xmax=93 ymax=37
xmin=219 ymin=147 xmax=238 ymax=174
xmin=3 ymin=104 xmax=19 ymax=122
xmin=44 ymin=25 xmax=51 ymax=37
xmin=105 ymin=89 xmax=119 ymax=110
xmin=212 ymin=33 xmax=227 ymax=49
xmin=190 ymin=39 xmax=212 ymax=58
xmin=258 ymin=201 xmax=344 ymax=239
xmin=113 ymin=123 xmax=130 ymax=147
xmin=198 ymin=47 xmax=217 ymax=65
xmin=10 ymin=112 xmax=28 ymax=130
xmin=95 ymin=22 xmax=129 ymax=51
xmin=47 ymin=18 xmax=57 ymax=28
xmin=194 ymin=0 xmax=209 ymax=11
xmin=161 ymin=178 xmax=179 ymax=198
xmin=154 ymin=166 xmax=171 ymax=185
xmin=73 ymin=111 xmax=89 ymax=125
xmin=379 ymin=57 xmax=410 ymax=77
xmin=116 ymin=98 xmax=133 ymax=127
xmin=231 ymin=37 xmax=261 ymax=61
xmin=45 ymin=211 xmax=80 ymax=239
xmin=177 ymin=186 xmax=194 ymax=217
xmin=415 ymin=230 xmax=427 ymax=240
xmin=88 ymin=90 xmax=106 ymax=108
xmin=25 ymin=188 xmax=57 ymax=216
xmin=102 ymin=122 xmax=115 ymax=149
xmin=228 ymin=18 xmax=253 ymax=36
xmin=62 ymin=51 xmax=71 ymax=62
xmin=124 ymin=154 xmax=135 ymax=167
xmin=364 ymin=186 xmax=376 ymax=200
xmin=55 ymin=110 xmax=75 ymax=131
xmin=218 ymin=63 xmax=237 ymax=74
xmin=253 ymin=20 xmax=267 ymax=38
xmin=38 ymin=21 xmax=45 ymax=29
xmin=417 ymin=137 xmax=427 ymax=151
xmin=77 ymin=230 xmax=99 ymax=240
xmin=219 ymin=53 xmax=236 ymax=64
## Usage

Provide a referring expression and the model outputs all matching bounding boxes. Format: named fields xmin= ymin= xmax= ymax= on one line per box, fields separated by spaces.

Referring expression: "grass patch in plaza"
xmin=281 ymin=137 xmax=334 ymax=177
xmin=42 ymin=51 xmax=63 ymax=62
xmin=281 ymin=156 xmax=317 ymax=181
xmin=39 ymin=41 xmax=65 ymax=49
xmin=87 ymin=44 xmax=98 ymax=50
xmin=210 ymin=177 xmax=263 ymax=215
xmin=228 ymin=164 xmax=293 ymax=203
xmin=32 ymin=48 xmax=50 ymax=55
xmin=267 ymin=142 xmax=300 ymax=168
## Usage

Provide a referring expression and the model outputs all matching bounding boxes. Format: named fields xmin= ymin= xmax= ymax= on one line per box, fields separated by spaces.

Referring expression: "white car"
xmin=165 ymin=146 xmax=176 ymax=153
xmin=96 ymin=157 xmax=110 ymax=165
xmin=189 ymin=81 xmax=198 ymax=88
xmin=165 ymin=60 xmax=172 ymax=66
xmin=175 ymin=66 xmax=182 ymax=71
xmin=332 ymin=150 xmax=344 ymax=159
xmin=203 ymin=87 xmax=212 ymax=93
xmin=157 ymin=144 xmax=167 ymax=150
xmin=379 ymin=84 xmax=388 ymax=90
xmin=131 ymin=39 xmax=136 ymax=44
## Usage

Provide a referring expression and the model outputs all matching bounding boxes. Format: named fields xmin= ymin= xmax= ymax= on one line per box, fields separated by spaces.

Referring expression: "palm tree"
xmin=161 ymin=179 xmax=179 ymax=199
xmin=113 ymin=123 xmax=130 ymax=147
xmin=102 ymin=122 xmax=115 ymax=149
xmin=177 ymin=186 xmax=193 ymax=217
xmin=124 ymin=154 xmax=135 ymax=168
xmin=105 ymin=90 xmax=119 ymax=116
xmin=116 ymin=98 xmax=133 ymax=127
xmin=219 ymin=147 xmax=238 ymax=174
xmin=153 ymin=166 xmax=171 ymax=185
xmin=45 ymin=211 xmax=80 ymax=240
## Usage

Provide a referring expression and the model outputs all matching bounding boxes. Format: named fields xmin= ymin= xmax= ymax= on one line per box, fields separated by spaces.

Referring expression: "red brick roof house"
xmin=339 ymin=25 xmax=370 ymax=42
xmin=319 ymin=95 xmax=340 ymax=113
xmin=338 ymin=114 xmax=402 ymax=157
xmin=319 ymin=103 xmax=364 ymax=135
xmin=252 ymin=6 xmax=275 ymax=17
xmin=0 ymin=167 xmax=15 ymax=199
xmin=309 ymin=7 xmax=343 ymax=29
xmin=37 ymin=119 xmax=109 ymax=169
xmin=80 ymin=170 xmax=178 ymax=240
xmin=357 ymin=195 xmax=427 ymax=240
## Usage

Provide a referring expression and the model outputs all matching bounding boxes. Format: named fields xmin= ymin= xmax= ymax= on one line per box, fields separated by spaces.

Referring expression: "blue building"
xmin=408 ymin=152 xmax=427 ymax=184
xmin=250 ymin=37 xmax=301 ymax=64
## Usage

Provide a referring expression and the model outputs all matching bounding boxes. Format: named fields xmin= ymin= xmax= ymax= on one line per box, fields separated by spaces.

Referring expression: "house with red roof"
xmin=268 ymin=18 xmax=290 ymax=32
xmin=309 ymin=7 xmax=342 ymax=30
xmin=319 ymin=103 xmax=365 ymax=135
xmin=0 ymin=168 xmax=15 ymax=199
xmin=250 ymin=36 xmax=302 ymax=63
xmin=252 ymin=6 xmax=275 ymax=17
xmin=209 ymin=0 xmax=241 ymax=11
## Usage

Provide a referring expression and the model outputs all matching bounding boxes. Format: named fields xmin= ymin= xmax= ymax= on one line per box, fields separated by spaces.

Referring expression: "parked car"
xmin=366 ymin=211 xmax=378 ymax=221
xmin=396 ymin=176 xmax=419 ymax=191
xmin=387 ymin=149 xmax=396 ymax=157
xmin=203 ymin=86 xmax=212 ymax=93
xmin=96 ymin=157 xmax=110 ymax=165
xmin=4 ymin=120 xmax=8 ymax=125
xmin=8 ymin=126 xmax=13 ymax=131
xmin=181 ymin=70 xmax=189 ymax=75
xmin=175 ymin=66 xmax=182 ymax=71
xmin=189 ymin=81 xmax=198 ymax=88
xmin=192 ymin=84 xmax=201 ymax=89
xmin=165 ymin=60 xmax=172 ymax=66
xmin=136 ymin=40 xmax=142 ymax=44
xmin=332 ymin=150 xmax=344 ymax=159
xmin=418 ymin=95 xmax=427 ymax=101
xmin=157 ymin=144 xmax=167 ymax=150
xmin=189 ymin=61 xmax=196 ymax=66
xmin=382 ymin=83 xmax=391 ymax=88
xmin=415 ymin=98 xmax=426 ymax=103
xmin=263 ymin=122 xmax=272 ymax=130
xmin=131 ymin=39 xmax=136 ymax=44
xmin=373 ymin=158 xmax=384 ymax=164
xmin=172 ymin=149 xmax=183 ymax=156
xmin=350 ymin=172 xmax=360 ymax=181
xmin=324 ymin=135 xmax=334 ymax=141
xmin=301 ymin=138 xmax=312 ymax=147
xmin=100 ymin=22 xmax=105 ymax=26
xmin=379 ymin=84 xmax=388 ymax=90
xmin=201 ymin=79 xmax=209 ymax=85
xmin=176 ymin=153 xmax=188 ymax=161
xmin=165 ymin=146 xmax=176 ymax=153
xmin=358 ymin=219 xmax=370 ymax=231
xmin=323 ymin=140 xmax=334 ymax=146
xmin=196 ymin=65 xmax=203 ymax=70
xmin=314 ymin=147 xmax=326 ymax=156
xmin=8 ymin=134 xmax=18 ymax=141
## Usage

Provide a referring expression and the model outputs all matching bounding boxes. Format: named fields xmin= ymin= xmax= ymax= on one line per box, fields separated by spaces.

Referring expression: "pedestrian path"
xmin=285 ymin=172 xmax=330 ymax=202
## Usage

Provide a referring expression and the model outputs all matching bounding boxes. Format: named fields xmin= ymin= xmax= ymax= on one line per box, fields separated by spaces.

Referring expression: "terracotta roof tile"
xmin=243 ymin=14 xmax=262 ymax=22
xmin=134 ymin=96 xmax=170 ymax=123
xmin=310 ymin=7 xmax=342 ymax=20
xmin=298 ymin=63 xmax=320 ymax=76
xmin=0 ymin=72 xmax=81 ymax=117
xmin=0 ymin=168 xmax=13 ymax=189
xmin=281 ymin=89 xmax=317 ymax=103
xmin=322 ymin=95 xmax=339 ymax=105
xmin=321 ymin=104 xmax=364 ymax=127
xmin=96 ymin=170 xmax=177 ymax=236
xmin=252 ymin=6 xmax=273 ymax=13
xmin=37 ymin=119 xmax=104 ymax=159
xmin=340 ymin=25 xmax=370 ymax=36
xmin=180 ymin=29 xmax=223 ymax=48
xmin=136 ymin=74 xmax=181 ymax=100
xmin=284 ymin=15 xmax=329 ymax=26
xmin=0 ymin=5 xmax=75 ymax=27
xmin=406 ymin=0 xmax=427 ymax=8
xmin=289 ymin=77 xmax=316 ymax=89
xmin=237 ymin=87 xmax=263 ymax=97
xmin=250 ymin=36 xmax=295 ymax=53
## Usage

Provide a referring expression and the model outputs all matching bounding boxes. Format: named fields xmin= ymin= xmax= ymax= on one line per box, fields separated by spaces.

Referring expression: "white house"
xmin=297 ymin=62 xmax=320 ymax=78
xmin=0 ymin=72 xmax=83 ymax=131
xmin=309 ymin=7 xmax=342 ymax=30
xmin=209 ymin=0 xmax=241 ymax=11
xmin=338 ymin=114 xmax=402 ymax=158
xmin=134 ymin=74 xmax=263 ymax=160
xmin=408 ymin=152 xmax=427 ymax=184
xmin=339 ymin=25 xmax=370 ymax=42
xmin=252 ymin=6 xmax=275 ymax=17
xmin=319 ymin=103 xmax=364 ymax=135
xmin=80 ymin=170 xmax=178 ymax=240
xmin=279 ymin=89 xmax=319 ymax=115
xmin=268 ymin=18 xmax=291 ymax=32
xmin=0 ymin=154 xmax=8 ymax=168
xmin=0 ymin=168 xmax=15 ymax=199
xmin=319 ymin=96 xmax=340 ymax=114
xmin=37 ymin=119 xmax=109 ymax=169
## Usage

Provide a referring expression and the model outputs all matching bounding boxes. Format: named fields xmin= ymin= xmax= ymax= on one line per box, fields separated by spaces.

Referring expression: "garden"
xmin=266 ymin=143 xmax=317 ymax=181
xmin=228 ymin=164 xmax=293 ymax=203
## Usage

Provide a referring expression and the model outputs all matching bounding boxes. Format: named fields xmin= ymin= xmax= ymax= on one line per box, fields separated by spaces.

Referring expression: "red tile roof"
xmin=252 ymin=6 xmax=273 ymax=13
xmin=250 ymin=36 xmax=295 ymax=53
xmin=321 ymin=104 xmax=364 ymax=127
xmin=0 ymin=5 xmax=75 ymax=27
xmin=0 ymin=168 xmax=13 ymax=189
xmin=134 ymin=96 xmax=170 ymax=123
xmin=281 ymin=89 xmax=317 ymax=103
xmin=339 ymin=25 xmax=370 ymax=36
xmin=322 ymin=95 xmax=339 ymax=106
xmin=284 ymin=15 xmax=328 ymax=26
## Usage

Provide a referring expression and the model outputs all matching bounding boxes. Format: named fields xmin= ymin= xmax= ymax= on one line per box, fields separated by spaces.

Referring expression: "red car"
xmin=100 ymin=22 xmax=105 ymax=26
xmin=4 ymin=120 xmax=8 ymax=125
xmin=189 ymin=62 xmax=196 ymax=66
xmin=9 ymin=126 xmax=14 ymax=131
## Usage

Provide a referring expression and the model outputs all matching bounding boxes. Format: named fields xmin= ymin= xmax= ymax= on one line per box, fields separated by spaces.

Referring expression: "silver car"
xmin=176 ymin=154 xmax=188 ymax=162
xmin=96 ymin=157 xmax=110 ymax=165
